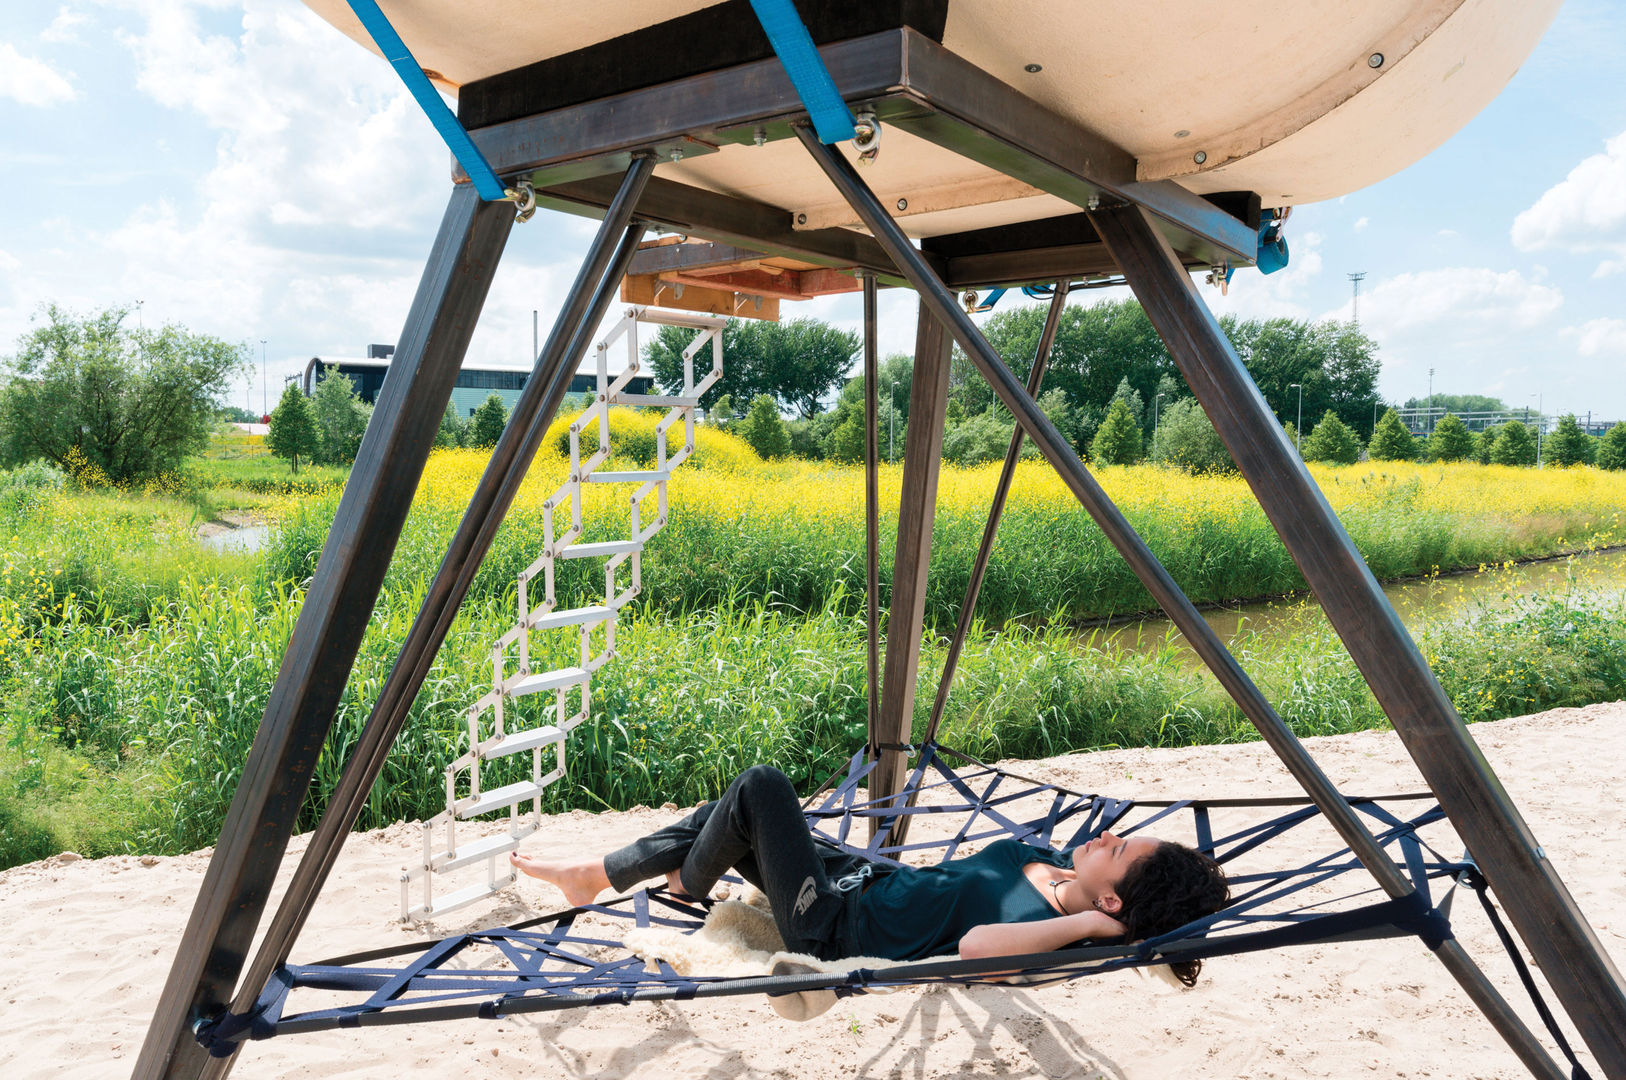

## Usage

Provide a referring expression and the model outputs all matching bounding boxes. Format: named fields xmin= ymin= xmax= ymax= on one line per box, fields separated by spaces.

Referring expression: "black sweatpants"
xmin=603 ymin=764 xmax=878 ymax=960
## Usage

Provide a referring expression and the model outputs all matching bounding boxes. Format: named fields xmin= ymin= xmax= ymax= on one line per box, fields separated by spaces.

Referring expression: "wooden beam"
xmin=620 ymin=274 xmax=780 ymax=321
xmin=871 ymin=299 xmax=952 ymax=838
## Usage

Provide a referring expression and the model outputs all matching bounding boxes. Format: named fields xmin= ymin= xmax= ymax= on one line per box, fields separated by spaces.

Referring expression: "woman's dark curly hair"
xmin=1114 ymin=841 xmax=1229 ymax=987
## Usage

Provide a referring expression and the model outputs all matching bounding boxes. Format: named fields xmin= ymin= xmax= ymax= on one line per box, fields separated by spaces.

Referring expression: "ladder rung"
xmin=610 ymin=393 xmax=698 ymax=408
xmin=557 ymin=540 xmax=640 ymax=559
xmin=405 ymin=878 xmax=511 ymax=921
xmin=509 ymin=665 xmax=589 ymax=697
xmin=430 ymin=828 xmax=532 ymax=873
xmin=456 ymin=780 xmax=546 ymax=818
xmin=481 ymin=724 xmax=565 ymax=758
xmin=527 ymin=605 xmax=612 ymax=631
xmin=585 ymin=469 xmax=667 ymax=483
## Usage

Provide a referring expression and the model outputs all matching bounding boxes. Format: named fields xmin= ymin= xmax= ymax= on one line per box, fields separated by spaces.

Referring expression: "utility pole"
xmin=261 ymin=339 xmax=268 ymax=418
xmin=1347 ymin=272 xmax=1366 ymax=326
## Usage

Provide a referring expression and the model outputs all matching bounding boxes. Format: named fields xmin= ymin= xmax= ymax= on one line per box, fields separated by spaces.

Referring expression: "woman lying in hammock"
xmin=512 ymin=763 xmax=1228 ymax=993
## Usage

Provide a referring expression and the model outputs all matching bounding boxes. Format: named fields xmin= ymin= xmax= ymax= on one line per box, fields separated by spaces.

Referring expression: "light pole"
xmin=260 ymin=339 xmax=268 ymax=418
xmin=1427 ymin=367 xmax=1435 ymax=434
xmin=135 ymin=299 xmax=144 ymax=331
xmin=888 ymin=372 xmax=896 ymax=463
xmin=1289 ymin=382 xmax=1303 ymax=454
xmin=1533 ymin=392 xmax=1543 ymax=467
xmin=1153 ymin=391 xmax=1164 ymax=452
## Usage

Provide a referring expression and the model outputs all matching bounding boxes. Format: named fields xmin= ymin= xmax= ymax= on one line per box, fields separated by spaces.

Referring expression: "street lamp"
xmin=1289 ymin=382 xmax=1303 ymax=454
xmin=260 ymin=339 xmax=268 ymax=418
xmin=1153 ymin=391 xmax=1164 ymax=451
xmin=888 ymin=371 xmax=896 ymax=464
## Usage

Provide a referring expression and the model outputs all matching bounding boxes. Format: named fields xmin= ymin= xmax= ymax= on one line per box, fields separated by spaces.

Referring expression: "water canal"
xmin=1084 ymin=547 xmax=1626 ymax=662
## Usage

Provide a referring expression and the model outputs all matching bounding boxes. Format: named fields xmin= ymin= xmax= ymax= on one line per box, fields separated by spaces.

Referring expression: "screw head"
xmin=796 ymin=213 xmax=807 ymax=225
xmin=1193 ymin=150 xmax=1208 ymax=165
xmin=1368 ymin=52 xmax=1384 ymax=68
xmin=1023 ymin=63 xmax=1042 ymax=73
xmin=669 ymin=148 xmax=685 ymax=163
xmin=896 ymin=197 xmax=908 ymax=211
xmin=752 ymin=126 xmax=767 ymax=147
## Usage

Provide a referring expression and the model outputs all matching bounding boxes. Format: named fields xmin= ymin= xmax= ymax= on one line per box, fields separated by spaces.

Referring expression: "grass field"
xmin=1 ymin=417 xmax=1622 ymax=868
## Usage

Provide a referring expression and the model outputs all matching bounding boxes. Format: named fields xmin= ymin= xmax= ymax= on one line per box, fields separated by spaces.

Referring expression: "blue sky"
xmin=2 ymin=1 xmax=1623 ymax=421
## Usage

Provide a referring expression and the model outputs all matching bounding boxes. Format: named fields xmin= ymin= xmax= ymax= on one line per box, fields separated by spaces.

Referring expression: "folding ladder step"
xmin=430 ymin=829 xmax=530 ymax=873
xmin=456 ymin=779 xmax=546 ymax=818
xmin=480 ymin=724 xmax=565 ymax=758
xmin=527 ymin=604 xmax=613 ymax=631
xmin=404 ymin=878 xmax=511 ymax=921
xmin=608 ymin=393 xmax=699 ymax=408
xmin=557 ymin=540 xmax=640 ymax=559
xmin=509 ymin=665 xmax=589 ymax=698
xmin=584 ymin=470 xmax=667 ymax=483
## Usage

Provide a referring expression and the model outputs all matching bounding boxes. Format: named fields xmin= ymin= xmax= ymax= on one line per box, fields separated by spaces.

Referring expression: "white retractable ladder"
xmin=401 ymin=307 xmax=724 ymax=920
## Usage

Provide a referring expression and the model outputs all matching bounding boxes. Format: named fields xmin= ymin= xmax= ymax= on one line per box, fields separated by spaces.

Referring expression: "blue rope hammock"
xmin=194 ymin=741 xmax=1592 ymax=1065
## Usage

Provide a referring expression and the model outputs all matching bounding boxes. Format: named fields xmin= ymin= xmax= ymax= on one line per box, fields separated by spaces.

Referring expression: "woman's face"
xmin=1070 ymin=831 xmax=1159 ymax=914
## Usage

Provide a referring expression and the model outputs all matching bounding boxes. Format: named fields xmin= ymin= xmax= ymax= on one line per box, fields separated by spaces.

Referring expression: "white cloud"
xmin=1352 ymin=216 xmax=1368 ymax=231
xmin=1321 ymin=267 xmax=1562 ymax=336
xmin=0 ymin=41 xmax=77 ymax=105
xmin=1564 ymin=317 xmax=1626 ymax=357
xmin=1512 ymin=130 xmax=1626 ymax=275
xmin=41 ymin=7 xmax=91 ymax=45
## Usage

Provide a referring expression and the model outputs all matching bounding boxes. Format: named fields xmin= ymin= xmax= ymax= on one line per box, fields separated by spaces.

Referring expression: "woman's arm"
xmin=959 ymin=910 xmax=1127 ymax=961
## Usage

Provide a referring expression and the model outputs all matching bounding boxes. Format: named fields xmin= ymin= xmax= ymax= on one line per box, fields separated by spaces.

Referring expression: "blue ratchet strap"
xmin=747 ymin=0 xmax=858 ymax=143
xmin=344 ymin=0 xmax=510 ymax=202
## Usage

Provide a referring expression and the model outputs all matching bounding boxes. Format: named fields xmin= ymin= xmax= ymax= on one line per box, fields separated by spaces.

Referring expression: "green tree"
xmin=436 ymin=400 xmax=466 ymax=448
xmin=1545 ymin=414 xmax=1596 ymax=467
xmin=1427 ymin=413 xmax=1475 ymax=462
xmin=469 ymin=393 xmax=509 ymax=449
xmin=1301 ymin=410 xmax=1362 ymax=465
xmin=1150 ymin=398 xmax=1233 ymax=474
xmin=1597 ymin=424 xmax=1626 ymax=470
xmin=1474 ymin=426 xmax=1498 ymax=464
xmin=1488 ymin=421 xmax=1536 ymax=466
xmin=1225 ymin=317 xmax=1381 ymax=437
xmin=266 ymin=382 xmax=319 ymax=474
xmin=1090 ymin=397 xmax=1142 ymax=465
xmin=0 ymin=304 xmax=245 ymax=482
xmin=310 ymin=366 xmax=371 ymax=465
xmin=737 ymin=394 xmax=790 ymax=459
xmin=645 ymin=317 xmax=858 ymax=418
xmin=1368 ymin=408 xmax=1418 ymax=461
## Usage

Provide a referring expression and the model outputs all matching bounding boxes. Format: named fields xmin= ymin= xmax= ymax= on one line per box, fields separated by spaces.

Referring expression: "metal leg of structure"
xmin=923 ymin=280 xmax=1069 ymax=747
xmin=870 ymin=300 xmax=953 ymax=838
xmin=178 ymin=157 xmax=662 ymax=1080
xmin=797 ymin=126 xmax=1572 ymax=1080
xmin=132 ymin=185 xmax=518 ymax=1080
xmin=863 ymin=273 xmax=881 ymax=758
xmin=1089 ymin=200 xmax=1626 ymax=1078
xmin=883 ymin=281 xmax=1070 ymax=850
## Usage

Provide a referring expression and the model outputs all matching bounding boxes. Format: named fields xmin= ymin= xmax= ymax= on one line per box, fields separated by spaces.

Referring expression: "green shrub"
xmin=1302 ymin=411 xmax=1362 ymax=465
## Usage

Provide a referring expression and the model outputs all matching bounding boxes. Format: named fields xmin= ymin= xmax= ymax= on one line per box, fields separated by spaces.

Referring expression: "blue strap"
xmin=747 ymin=0 xmax=857 ymax=143
xmin=344 ymin=0 xmax=509 ymax=201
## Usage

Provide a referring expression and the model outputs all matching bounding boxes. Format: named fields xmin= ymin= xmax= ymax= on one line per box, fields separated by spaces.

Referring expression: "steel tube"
xmin=796 ymin=126 xmax=1576 ymax=1078
xmin=922 ymin=280 xmax=1069 ymax=748
xmin=133 ymin=184 xmax=518 ymax=1080
xmin=863 ymin=273 xmax=881 ymax=752
xmin=192 ymin=156 xmax=656 ymax=1079
xmin=1089 ymin=199 xmax=1625 ymax=1078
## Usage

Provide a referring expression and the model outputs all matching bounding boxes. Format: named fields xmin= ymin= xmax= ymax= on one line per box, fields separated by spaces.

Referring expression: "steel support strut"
xmin=1090 ymin=201 xmax=1626 ymax=1079
xmin=886 ymin=281 xmax=1070 ymax=850
xmin=177 ymin=155 xmax=661 ymax=1079
xmin=862 ymin=274 xmax=881 ymax=753
xmin=870 ymin=299 xmax=953 ymax=835
xmin=796 ymin=126 xmax=1571 ymax=1080
xmin=132 ymin=185 xmax=518 ymax=1080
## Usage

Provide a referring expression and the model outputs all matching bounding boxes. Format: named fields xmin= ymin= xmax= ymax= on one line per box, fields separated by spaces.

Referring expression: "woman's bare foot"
xmin=509 ymin=853 xmax=611 ymax=907
xmin=665 ymin=868 xmax=698 ymax=901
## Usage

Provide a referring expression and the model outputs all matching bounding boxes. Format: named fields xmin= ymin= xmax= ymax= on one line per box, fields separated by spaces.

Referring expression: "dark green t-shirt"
xmin=855 ymin=838 xmax=1073 ymax=961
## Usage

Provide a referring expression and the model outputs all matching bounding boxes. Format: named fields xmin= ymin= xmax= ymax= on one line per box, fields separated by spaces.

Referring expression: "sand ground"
xmin=4 ymin=701 xmax=1622 ymax=1079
